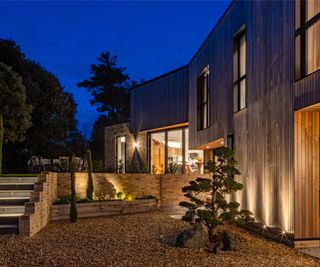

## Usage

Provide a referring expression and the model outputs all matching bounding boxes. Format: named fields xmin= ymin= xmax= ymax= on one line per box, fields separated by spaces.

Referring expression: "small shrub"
xmin=94 ymin=189 xmax=111 ymax=201
xmin=54 ymin=196 xmax=71 ymax=205
xmin=93 ymin=160 xmax=106 ymax=172
xmin=117 ymin=191 xmax=126 ymax=200
xmin=167 ymin=162 xmax=178 ymax=174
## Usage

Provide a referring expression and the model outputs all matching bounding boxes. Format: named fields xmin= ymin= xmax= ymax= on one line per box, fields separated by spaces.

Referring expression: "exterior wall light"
xmin=133 ymin=142 xmax=138 ymax=148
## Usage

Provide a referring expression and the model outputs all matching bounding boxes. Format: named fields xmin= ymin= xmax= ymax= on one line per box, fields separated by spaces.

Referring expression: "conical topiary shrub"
xmin=70 ymin=157 xmax=78 ymax=223
xmin=86 ymin=150 xmax=94 ymax=200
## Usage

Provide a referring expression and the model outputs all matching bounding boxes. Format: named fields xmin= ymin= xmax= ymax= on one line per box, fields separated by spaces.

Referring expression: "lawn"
xmin=0 ymin=211 xmax=318 ymax=267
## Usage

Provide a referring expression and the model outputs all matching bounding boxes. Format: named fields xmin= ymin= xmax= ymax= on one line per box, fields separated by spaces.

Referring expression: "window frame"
xmin=233 ymin=28 xmax=247 ymax=113
xmin=295 ymin=0 xmax=320 ymax=80
xmin=197 ymin=66 xmax=210 ymax=131
xmin=115 ymin=135 xmax=126 ymax=173
xmin=148 ymin=126 xmax=203 ymax=174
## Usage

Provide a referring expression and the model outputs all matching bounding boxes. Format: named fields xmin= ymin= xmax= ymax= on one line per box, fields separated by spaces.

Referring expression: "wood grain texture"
xmin=188 ymin=0 xmax=295 ymax=233
xmin=294 ymin=110 xmax=320 ymax=239
xmin=130 ymin=67 xmax=189 ymax=133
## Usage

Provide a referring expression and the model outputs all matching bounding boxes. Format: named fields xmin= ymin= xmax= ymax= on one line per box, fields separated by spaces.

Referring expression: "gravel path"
xmin=0 ymin=211 xmax=319 ymax=267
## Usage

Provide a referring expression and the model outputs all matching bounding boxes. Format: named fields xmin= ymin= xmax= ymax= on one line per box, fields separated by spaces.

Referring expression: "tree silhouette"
xmin=0 ymin=63 xmax=32 ymax=173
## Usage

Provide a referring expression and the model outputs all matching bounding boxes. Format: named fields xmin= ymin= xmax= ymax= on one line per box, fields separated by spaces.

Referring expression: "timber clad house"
xmin=105 ymin=0 xmax=320 ymax=247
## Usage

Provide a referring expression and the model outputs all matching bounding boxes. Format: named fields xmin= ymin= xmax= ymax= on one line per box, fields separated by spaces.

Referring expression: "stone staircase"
xmin=0 ymin=176 xmax=37 ymax=234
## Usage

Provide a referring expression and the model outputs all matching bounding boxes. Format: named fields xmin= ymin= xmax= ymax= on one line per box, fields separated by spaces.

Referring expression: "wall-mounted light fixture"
xmin=133 ymin=142 xmax=138 ymax=148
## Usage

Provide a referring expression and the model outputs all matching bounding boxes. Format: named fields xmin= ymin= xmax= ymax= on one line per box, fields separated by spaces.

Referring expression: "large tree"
xmin=0 ymin=63 xmax=32 ymax=173
xmin=77 ymin=51 xmax=131 ymax=125
xmin=78 ymin=51 xmax=136 ymax=161
xmin=0 ymin=39 xmax=80 ymax=172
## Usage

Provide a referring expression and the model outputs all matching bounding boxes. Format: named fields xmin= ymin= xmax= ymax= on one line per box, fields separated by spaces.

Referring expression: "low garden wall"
xmin=50 ymin=199 xmax=158 ymax=221
xmin=56 ymin=172 xmax=210 ymax=212
xmin=20 ymin=172 xmax=209 ymax=236
xmin=19 ymin=172 xmax=58 ymax=237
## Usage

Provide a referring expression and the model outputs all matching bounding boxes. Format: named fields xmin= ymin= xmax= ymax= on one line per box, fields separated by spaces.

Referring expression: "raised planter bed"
xmin=50 ymin=199 xmax=159 ymax=221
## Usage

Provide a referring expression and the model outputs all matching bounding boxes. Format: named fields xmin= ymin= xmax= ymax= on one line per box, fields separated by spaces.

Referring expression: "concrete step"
xmin=0 ymin=225 xmax=19 ymax=234
xmin=0 ymin=216 xmax=19 ymax=225
xmin=0 ymin=191 xmax=31 ymax=198
xmin=0 ymin=198 xmax=29 ymax=206
xmin=0 ymin=177 xmax=37 ymax=184
xmin=0 ymin=206 xmax=25 ymax=215
xmin=0 ymin=184 xmax=34 ymax=191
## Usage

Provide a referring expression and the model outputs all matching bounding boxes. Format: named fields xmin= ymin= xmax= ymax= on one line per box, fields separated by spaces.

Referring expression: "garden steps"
xmin=0 ymin=176 xmax=37 ymax=234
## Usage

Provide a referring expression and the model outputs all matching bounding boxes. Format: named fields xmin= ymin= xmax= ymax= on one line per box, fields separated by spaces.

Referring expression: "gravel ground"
xmin=0 ymin=211 xmax=319 ymax=267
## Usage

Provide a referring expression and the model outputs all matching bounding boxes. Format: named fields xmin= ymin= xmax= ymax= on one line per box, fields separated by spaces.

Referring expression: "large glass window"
xmin=197 ymin=67 xmax=210 ymax=130
xmin=116 ymin=136 xmax=126 ymax=173
xmin=296 ymin=0 xmax=320 ymax=79
xmin=150 ymin=127 xmax=204 ymax=174
xmin=184 ymin=128 xmax=204 ymax=174
xmin=167 ymin=129 xmax=183 ymax=174
xmin=233 ymin=30 xmax=246 ymax=112
xmin=151 ymin=132 xmax=165 ymax=174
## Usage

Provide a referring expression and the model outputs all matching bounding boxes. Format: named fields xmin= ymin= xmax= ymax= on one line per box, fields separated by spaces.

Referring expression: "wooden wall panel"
xmin=294 ymin=111 xmax=320 ymax=239
xmin=130 ymin=67 xmax=189 ymax=133
xmin=188 ymin=0 xmax=295 ymax=232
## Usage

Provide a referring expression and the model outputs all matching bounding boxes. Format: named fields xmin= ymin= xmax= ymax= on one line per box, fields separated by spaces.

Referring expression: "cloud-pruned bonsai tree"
xmin=179 ymin=147 xmax=254 ymax=236
xmin=0 ymin=63 xmax=32 ymax=173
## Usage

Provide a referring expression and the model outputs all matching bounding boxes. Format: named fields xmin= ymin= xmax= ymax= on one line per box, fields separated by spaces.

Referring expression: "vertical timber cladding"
xmin=130 ymin=66 xmax=189 ymax=133
xmin=294 ymin=111 xmax=320 ymax=239
xmin=189 ymin=0 xmax=295 ymax=232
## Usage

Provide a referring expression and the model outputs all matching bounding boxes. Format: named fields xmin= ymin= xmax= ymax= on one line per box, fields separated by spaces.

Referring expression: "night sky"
xmin=0 ymin=1 xmax=231 ymax=137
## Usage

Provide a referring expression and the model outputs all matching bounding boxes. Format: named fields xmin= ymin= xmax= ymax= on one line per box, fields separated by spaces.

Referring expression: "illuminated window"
xmin=197 ymin=67 xmax=210 ymax=130
xmin=116 ymin=136 xmax=126 ymax=173
xmin=295 ymin=0 xmax=320 ymax=80
xmin=149 ymin=127 xmax=204 ymax=174
xmin=151 ymin=132 xmax=165 ymax=174
xmin=167 ymin=129 xmax=183 ymax=174
xmin=184 ymin=128 xmax=204 ymax=174
xmin=233 ymin=29 xmax=246 ymax=112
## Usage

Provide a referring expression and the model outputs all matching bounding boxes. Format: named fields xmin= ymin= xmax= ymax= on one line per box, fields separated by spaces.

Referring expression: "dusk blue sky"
xmin=0 ymin=1 xmax=231 ymax=138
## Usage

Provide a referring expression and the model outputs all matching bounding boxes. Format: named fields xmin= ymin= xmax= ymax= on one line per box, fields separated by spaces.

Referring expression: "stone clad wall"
xmin=104 ymin=123 xmax=148 ymax=173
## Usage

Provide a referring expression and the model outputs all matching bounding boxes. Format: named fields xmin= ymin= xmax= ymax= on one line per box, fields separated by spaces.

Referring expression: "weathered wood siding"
xmin=130 ymin=66 xmax=189 ymax=133
xmin=294 ymin=110 xmax=320 ymax=239
xmin=188 ymin=0 xmax=295 ymax=233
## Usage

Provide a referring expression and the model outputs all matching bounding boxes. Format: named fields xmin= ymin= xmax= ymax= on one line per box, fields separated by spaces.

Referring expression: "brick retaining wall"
xmin=57 ymin=172 xmax=210 ymax=210
xmin=20 ymin=172 xmax=210 ymax=236
xmin=19 ymin=172 xmax=58 ymax=236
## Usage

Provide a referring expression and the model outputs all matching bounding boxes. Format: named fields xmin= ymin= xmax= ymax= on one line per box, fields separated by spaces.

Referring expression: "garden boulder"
xmin=176 ymin=222 xmax=209 ymax=248
xmin=222 ymin=231 xmax=240 ymax=251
